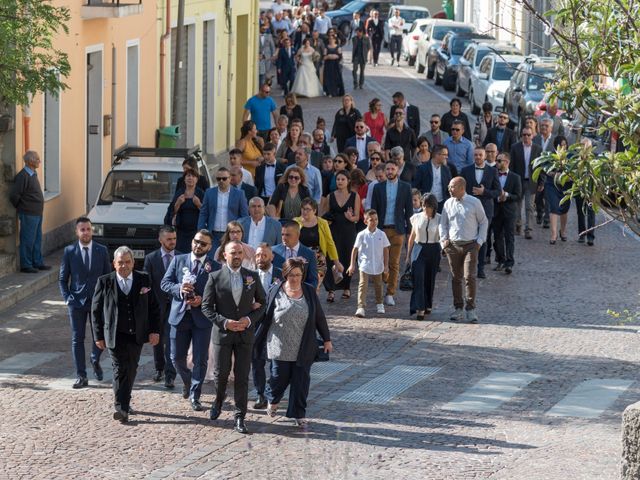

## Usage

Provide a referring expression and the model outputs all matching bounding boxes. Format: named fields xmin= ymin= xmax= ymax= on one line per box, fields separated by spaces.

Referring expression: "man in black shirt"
xmin=384 ymin=110 xmax=417 ymax=162
xmin=441 ymin=98 xmax=472 ymax=141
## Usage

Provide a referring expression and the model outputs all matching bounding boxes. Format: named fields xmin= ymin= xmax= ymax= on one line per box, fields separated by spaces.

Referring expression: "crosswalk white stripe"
xmin=547 ymin=379 xmax=634 ymax=418
xmin=0 ymin=352 xmax=61 ymax=381
xmin=441 ymin=372 xmax=541 ymax=412
xmin=338 ymin=365 xmax=441 ymax=404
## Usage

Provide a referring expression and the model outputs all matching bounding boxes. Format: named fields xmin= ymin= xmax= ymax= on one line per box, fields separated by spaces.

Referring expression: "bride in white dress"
xmin=292 ymin=38 xmax=324 ymax=98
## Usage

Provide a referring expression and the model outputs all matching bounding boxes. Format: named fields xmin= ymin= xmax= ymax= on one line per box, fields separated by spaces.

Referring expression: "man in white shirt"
xmin=240 ymin=197 xmax=281 ymax=247
xmin=229 ymin=149 xmax=255 ymax=186
xmin=313 ymin=9 xmax=332 ymax=40
xmin=387 ymin=10 xmax=404 ymax=66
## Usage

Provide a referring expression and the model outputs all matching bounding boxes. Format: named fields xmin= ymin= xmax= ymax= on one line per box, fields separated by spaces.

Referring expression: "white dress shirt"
xmin=213 ymin=190 xmax=230 ymax=232
xmin=355 ymin=136 xmax=367 ymax=162
xmin=248 ymin=216 xmax=267 ymax=249
xmin=430 ymin=164 xmax=443 ymax=202
xmin=474 ymin=164 xmax=485 ymax=185
xmin=79 ymin=241 xmax=93 ymax=269
xmin=388 ymin=16 xmax=404 ymax=36
xmin=523 ymin=144 xmax=532 ymax=179
xmin=285 ymin=242 xmax=300 ymax=259
xmin=263 ymin=161 xmax=277 ymax=197
xmin=258 ymin=265 xmax=274 ymax=291
xmin=439 ymin=194 xmax=489 ymax=246
xmin=115 ymin=271 xmax=133 ymax=294
xmin=353 ymin=227 xmax=390 ymax=275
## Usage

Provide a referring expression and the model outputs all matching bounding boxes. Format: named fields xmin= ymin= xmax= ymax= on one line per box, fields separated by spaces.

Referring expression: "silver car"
xmin=456 ymin=41 xmax=522 ymax=97
xmin=415 ymin=19 xmax=475 ymax=77
xmin=469 ymin=54 xmax=524 ymax=114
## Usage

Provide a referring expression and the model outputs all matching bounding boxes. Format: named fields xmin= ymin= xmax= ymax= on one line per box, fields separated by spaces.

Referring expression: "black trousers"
xmin=252 ymin=356 xmax=268 ymax=397
xmin=266 ymin=360 xmax=312 ymax=419
xmin=477 ymin=215 xmax=493 ymax=273
xmin=410 ymin=243 xmax=441 ymax=313
xmin=213 ymin=341 xmax=253 ymax=418
xmin=109 ymin=333 xmax=143 ymax=412
xmin=390 ymin=35 xmax=402 ymax=61
xmin=493 ymin=214 xmax=516 ymax=267
xmin=575 ymin=195 xmax=595 ymax=241
xmin=371 ymin=38 xmax=382 ymax=64
xmin=352 ymin=61 xmax=365 ymax=87
xmin=152 ymin=305 xmax=176 ymax=379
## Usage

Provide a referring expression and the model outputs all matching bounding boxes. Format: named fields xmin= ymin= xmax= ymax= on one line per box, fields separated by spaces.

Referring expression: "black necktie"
xmin=83 ymin=247 xmax=90 ymax=270
xmin=192 ymin=259 xmax=200 ymax=275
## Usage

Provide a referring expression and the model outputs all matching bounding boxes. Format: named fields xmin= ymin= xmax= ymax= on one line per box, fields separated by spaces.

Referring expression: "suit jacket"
xmin=461 ymin=164 xmax=501 ymax=219
xmin=366 ymin=18 xmax=384 ymax=41
xmin=161 ymin=253 xmax=220 ymax=329
xmin=238 ymin=215 xmax=282 ymax=246
xmin=399 ymin=162 xmax=416 ymax=184
xmin=59 ymin=241 xmax=111 ymax=309
xmin=413 ymin=161 xmax=452 ymax=202
xmin=510 ymin=142 xmax=543 ymax=182
xmin=255 ymin=162 xmax=286 ymax=198
xmin=356 ymin=159 xmax=374 ymax=173
xmin=389 ymin=104 xmax=421 ymax=138
xmin=371 ymin=179 xmax=413 ymax=234
xmin=276 ymin=46 xmax=296 ymax=77
xmin=292 ymin=31 xmax=311 ymax=51
xmin=254 ymin=282 xmax=330 ymax=365
xmin=259 ymin=33 xmax=276 ymax=75
xmin=272 ymin=243 xmax=318 ymax=288
xmin=494 ymin=171 xmax=522 ymax=219
xmin=237 ymin=183 xmax=258 ymax=204
xmin=351 ymin=35 xmax=370 ymax=64
xmin=483 ymin=127 xmax=518 ymax=153
xmin=344 ymin=134 xmax=376 ymax=160
xmin=201 ymin=266 xmax=267 ymax=345
xmin=197 ymin=187 xmax=249 ymax=231
xmin=422 ymin=129 xmax=449 ymax=147
xmin=533 ymin=134 xmax=556 ymax=153
xmin=143 ymin=248 xmax=182 ymax=318
xmin=91 ymin=271 xmax=160 ymax=349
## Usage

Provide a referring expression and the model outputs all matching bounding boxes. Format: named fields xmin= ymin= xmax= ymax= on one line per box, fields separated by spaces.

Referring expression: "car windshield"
xmin=451 ymin=38 xmax=473 ymax=55
xmin=476 ymin=47 xmax=518 ymax=66
xmin=528 ymin=67 xmax=554 ymax=91
xmin=342 ymin=1 xmax=364 ymax=13
xmin=98 ymin=170 xmax=183 ymax=205
xmin=492 ymin=62 xmax=520 ymax=80
xmin=399 ymin=10 xmax=429 ymax=22
xmin=433 ymin=25 xmax=473 ymax=41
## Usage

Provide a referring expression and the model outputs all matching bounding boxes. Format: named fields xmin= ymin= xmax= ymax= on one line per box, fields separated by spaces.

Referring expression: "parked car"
xmin=468 ymin=53 xmax=524 ymax=114
xmin=401 ymin=18 xmax=432 ymax=66
xmin=434 ymin=31 xmax=495 ymax=90
xmin=456 ymin=41 xmax=522 ymax=97
xmin=88 ymin=145 xmax=211 ymax=263
xmin=325 ymin=0 xmax=400 ymax=40
xmin=503 ymin=55 xmax=557 ymax=131
xmin=415 ymin=19 xmax=475 ymax=77
xmin=383 ymin=5 xmax=430 ymax=47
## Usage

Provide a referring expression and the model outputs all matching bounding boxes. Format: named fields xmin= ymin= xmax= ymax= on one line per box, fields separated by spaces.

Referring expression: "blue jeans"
xmin=68 ymin=307 xmax=103 ymax=377
xmin=18 ymin=213 xmax=43 ymax=269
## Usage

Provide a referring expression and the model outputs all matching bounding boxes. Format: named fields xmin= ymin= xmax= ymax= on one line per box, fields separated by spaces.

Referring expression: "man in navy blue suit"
xmin=59 ymin=217 xmax=111 ymax=389
xmin=460 ymin=147 xmax=501 ymax=278
xmin=275 ymin=37 xmax=296 ymax=95
xmin=272 ymin=221 xmax=318 ymax=288
xmin=161 ymin=229 xmax=220 ymax=411
xmin=413 ymin=144 xmax=452 ymax=213
xmin=198 ymin=167 xmax=249 ymax=251
xmin=143 ymin=226 xmax=180 ymax=388
xmin=345 ymin=119 xmax=376 ymax=164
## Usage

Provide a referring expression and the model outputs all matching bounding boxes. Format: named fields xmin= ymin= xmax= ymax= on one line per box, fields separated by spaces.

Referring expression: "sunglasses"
xmin=216 ymin=177 xmax=229 ymax=181
xmin=288 ymin=176 xmax=301 ymax=180
xmin=370 ymin=156 xmax=381 ymax=161
xmin=451 ymin=128 xmax=461 ymax=131
xmin=193 ymin=239 xmax=210 ymax=246
xmin=335 ymin=159 xmax=345 ymax=163
xmin=522 ymin=133 xmax=532 ymax=137
xmin=430 ymin=121 xmax=440 ymax=124
xmin=355 ymin=125 xmax=365 ymax=129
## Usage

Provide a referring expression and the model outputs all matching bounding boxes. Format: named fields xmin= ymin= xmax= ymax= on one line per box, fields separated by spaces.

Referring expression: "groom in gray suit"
xmin=202 ymin=241 xmax=266 ymax=433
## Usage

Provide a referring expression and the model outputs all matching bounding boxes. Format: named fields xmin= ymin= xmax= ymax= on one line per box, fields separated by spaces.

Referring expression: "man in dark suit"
xmin=390 ymin=146 xmax=416 ymax=185
xmin=201 ymin=241 xmax=267 ymax=434
xmin=254 ymin=143 xmax=285 ymax=204
xmin=533 ymin=117 xmax=556 ymax=228
xmin=413 ymin=144 xmax=452 ymax=213
xmin=239 ymin=197 xmax=282 ymax=247
xmin=389 ymin=91 xmax=420 ymax=138
xmin=461 ymin=147 xmax=501 ymax=278
xmin=59 ymin=216 xmax=111 ymax=389
xmin=351 ymin=27 xmax=370 ymax=89
xmin=275 ymin=37 xmax=296 ymax=94
xmin=251 ymin=243 xmax=282 ymax=409
xmin=91 ymin=246 xmax=160 ymax=423
xmin=366 ymin=9 xmax=384 ymax=66
xmin=292 ymin=21 xmax=311 ymax=51
xmin=161 ymin=230 xmax=219 ymax=411
xmin=510 ymin=127 xmax=543 ymax=239
xmin=371 ymin=160 xmax=413 ymax=306
xmin=345 ymin=118 xmax=376 ymax=164
xmin=492 ymin=152 xmax=522 ymax=274
xmin=143 ymin=226 xmax=180 ymax=388
xmin=483 ymin=112 xmax=518 ymax=153
xmin=272 ymin=221 xmax=318 ymax=288
xmin=230 ymin=166 xmax=258 ymax=203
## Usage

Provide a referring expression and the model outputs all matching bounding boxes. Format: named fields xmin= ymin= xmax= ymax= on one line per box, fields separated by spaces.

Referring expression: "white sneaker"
xmin=385 ymin=295 xmax=395 ymax=306
xmin=355 ymin=308 xmax=365 ymax=318
xmin=450 ymin=308 xmax=464 ymax=321
xmin=466 ymin=309 xmax=479 ymax=323
xmin=376 ymin=304 xmax=385 ymax=314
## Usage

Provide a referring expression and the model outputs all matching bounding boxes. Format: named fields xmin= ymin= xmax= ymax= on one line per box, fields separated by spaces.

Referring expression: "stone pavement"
xmin=2 ymin=55 xmax=640 ymax=479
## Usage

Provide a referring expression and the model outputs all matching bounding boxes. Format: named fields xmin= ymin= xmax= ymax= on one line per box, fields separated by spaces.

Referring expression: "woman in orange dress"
xmin=236 ymin=120 xmax=264 ymax=177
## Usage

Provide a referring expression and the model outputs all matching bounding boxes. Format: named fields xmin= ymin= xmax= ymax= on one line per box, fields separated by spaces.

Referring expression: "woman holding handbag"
xmin=406 ymin=194 xmax=441 ymax=320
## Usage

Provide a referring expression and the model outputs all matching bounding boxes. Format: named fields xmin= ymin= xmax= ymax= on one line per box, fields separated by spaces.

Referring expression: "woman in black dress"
xmin=167 ymin=168 xmax=205 ymax=252
xmin=279 ymin=93 xmax=304 ymax=124
xmin=325 ymin=170 xmax=360 ymax=299
xmin=545 ymin=135 xmax=571 ymax=244
xmin=331 ymin=94 xmax=361 ymax=153
xmin=322 ymin=29 xmax=345 ymax=98
xmin=267 ymin=166 xmax=311 ymax=221
xmin=275 ymin=123 xmax=302 ymax=165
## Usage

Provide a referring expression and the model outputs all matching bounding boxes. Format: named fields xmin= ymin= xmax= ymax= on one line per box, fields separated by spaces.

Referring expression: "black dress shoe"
xmin=416 ymin=314 xmax=425 ymax=321
xmin=164 ymin=376 xmax=175 ymax=389
xmin=92 ymin=361 xmax=103 ymax=381
xmin=72 ymin=377 xmax=88 ymax=389
xmin=113 ymin=409 xmax=129 ymax=423
xmin=504 ymin=267 xmax=512 ymax=275
xmin=477 ymin=271 xmax=487 ymax=279
xmin=543 ymin=221 xmax=550 ymax=229
xmin=587 ymin=240 xmax=594 ymax=246
xmin=493 ymin=263 xmax=504 ymax=271
xmin=36 ymin=265 xmax=52 ymax=271
xmin=235 ymin=417 xmax=248 ymax=434
xmin=127 ymin=407 xmax=135 ymax=415
xmin=20 ymin=267 xmax=39 ymax=273
xmin=210 ymin=404 xmax=222 ymax=420
xmin=191 ymin=399 xmax=203 ymax=411
xmin=525 ymin=230 xmax=533 ymax=239
xmin=152 ymin=370 xmax=163 ymax=382
xmin=253 ymin=395 xmax=268 ymax=410
xmin=182 ymin=383 xmax=191 ymax=399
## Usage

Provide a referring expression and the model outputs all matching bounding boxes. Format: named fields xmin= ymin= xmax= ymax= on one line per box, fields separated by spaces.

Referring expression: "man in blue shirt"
xmin=443 ymin=120 xmax=474 ymax=176
xmin=243 ymin=84 xmax=278 ymax=141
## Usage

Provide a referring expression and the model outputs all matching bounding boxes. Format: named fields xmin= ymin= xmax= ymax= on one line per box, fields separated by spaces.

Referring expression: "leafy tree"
xmin=0 ymin=0 xmax=71 ymax=106
xmin=522 ymin=0 xmax=640 ymax=235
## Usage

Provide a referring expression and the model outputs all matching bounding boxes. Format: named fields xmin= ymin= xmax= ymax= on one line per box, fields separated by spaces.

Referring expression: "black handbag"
xmin=399 ymin=265 xmax=413 ymax=291
xmin=315 ymin=337 xmax=329 ymax=362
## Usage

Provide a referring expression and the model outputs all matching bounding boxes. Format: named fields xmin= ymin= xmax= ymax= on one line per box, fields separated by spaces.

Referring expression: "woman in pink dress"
xmin=363 ymin=97 xmax=386 ymax=143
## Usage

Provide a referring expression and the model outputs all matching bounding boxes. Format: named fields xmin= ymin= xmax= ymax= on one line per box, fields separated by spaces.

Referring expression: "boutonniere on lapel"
xmin=204 ymin=261 xmax=212 ymax=273
xmin=273 ymin=278 xmax=281 ymax=285
xmin=244 ymin=275 xmax=255 ymax=290
xmin=140 ymin=287 xmax=151 ymax=295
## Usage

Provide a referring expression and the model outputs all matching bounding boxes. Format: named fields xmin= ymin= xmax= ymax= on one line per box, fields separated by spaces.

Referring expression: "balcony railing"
xmin=81 ymin=0 xmax=143 ymax=19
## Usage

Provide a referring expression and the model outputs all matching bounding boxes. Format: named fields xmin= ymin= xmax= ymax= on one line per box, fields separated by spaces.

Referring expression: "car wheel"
xmin=443 ymin=72 xmax=455 ymax=91
xmin=416 ymin=56 xmax=425 ymax=73
xmin=434 ymin=68 xmax=442 ymax=85
xmin=408 ymin=55 xmax=416 ymax=67
xmin=456 ymin=79 xmax=465 ymax=97
xmin=470 ymin=89 xmax=480 ymax=115
xmin=426 ymin=61 xmax=434 ymax=79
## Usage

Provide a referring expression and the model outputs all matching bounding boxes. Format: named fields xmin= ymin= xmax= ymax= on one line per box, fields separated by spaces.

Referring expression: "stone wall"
xmin=622 ymin=401 xmax=640 ymax=479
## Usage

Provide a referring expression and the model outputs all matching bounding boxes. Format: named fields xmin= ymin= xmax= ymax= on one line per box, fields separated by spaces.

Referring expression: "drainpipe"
xmin=159 ymin=0 xmax=170 ymax=128
xmin=225 ymin=0 xmax=233 ymax=148
xmin=22 ymin=104 xmax=30 ymax=153
xmin=111 ymin=44 xmax=116 ymax=155
xmin=171 ymin=0 xmax=185 ymax=126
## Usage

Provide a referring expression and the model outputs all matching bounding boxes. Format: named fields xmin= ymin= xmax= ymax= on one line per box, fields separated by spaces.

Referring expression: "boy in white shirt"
xmin=347 ymin=209 xmax=390 ymax=317
xmin=229 ymin=149 xmax=255 ymax=186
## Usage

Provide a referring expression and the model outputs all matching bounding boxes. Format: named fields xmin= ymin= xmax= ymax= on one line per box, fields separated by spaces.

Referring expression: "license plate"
xmin=132 ymin=250 xmax=145 ymax=259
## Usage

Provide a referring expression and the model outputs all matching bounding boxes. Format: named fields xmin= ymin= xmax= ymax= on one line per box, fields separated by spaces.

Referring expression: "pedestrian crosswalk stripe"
xmin=0 ymin=352 xmax=61 ymax=381
xmin=441 ymin=372 xmax=541 ymax=412
xmin=46 ymin=355 xmax=154 ymax=391
xmin=338 ymin=365 xmax=441 ymax=404
xmin=546 ymin=379 xmax=634 ymax=418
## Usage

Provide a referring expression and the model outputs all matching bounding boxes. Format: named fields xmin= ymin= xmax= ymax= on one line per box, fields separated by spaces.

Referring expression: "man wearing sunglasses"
xmin=443 ymin=120 xmax=474 ymax=176
xmin=345 ymin=119 xmax=376 ymax=168
xmin=483 ymin=113 xmax=518 ymax=154
xmin=421 ymin=114 xmax=449 ymax=147
xmin=198 ymin=166 xmax=249 ymax=251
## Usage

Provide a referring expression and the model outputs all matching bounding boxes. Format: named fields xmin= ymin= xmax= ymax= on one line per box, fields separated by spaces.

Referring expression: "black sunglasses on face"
xmin=451 ymin=128 xmax=461 ymax=131
xmin=216 ymin=177 xmax=229 ymax=181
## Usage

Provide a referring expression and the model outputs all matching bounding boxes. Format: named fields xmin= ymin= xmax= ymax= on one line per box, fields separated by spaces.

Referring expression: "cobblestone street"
xmin=1 ymin=55 xmax=640 ymax=479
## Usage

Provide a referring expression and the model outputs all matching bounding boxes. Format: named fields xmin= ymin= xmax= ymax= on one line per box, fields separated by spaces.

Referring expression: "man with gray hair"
xmin=10 ymin=150 xmax=51 ymax=273
xmin=390 ymin=145 xmax=415 ymax=184
xmin=533 ymin=117 xmax=556 ymax=228
xmin=300 ymin=131 xmax=322 ymax=168
xmin=239 ymin=197 xmax=282 ymax=247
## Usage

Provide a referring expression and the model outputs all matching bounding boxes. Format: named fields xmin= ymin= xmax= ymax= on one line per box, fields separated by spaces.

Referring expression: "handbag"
xmin=399 ymin=265 xmax=413 ymax=291
xmin=315 ymin=337 xmax=329 ymax=362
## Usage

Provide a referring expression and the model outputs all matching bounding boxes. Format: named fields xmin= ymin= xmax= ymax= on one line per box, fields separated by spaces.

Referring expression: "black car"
xmin=325 ymin=0 xmax=400 ymax=39
xmin=434 ymin=31 xmax=495 ymax=90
